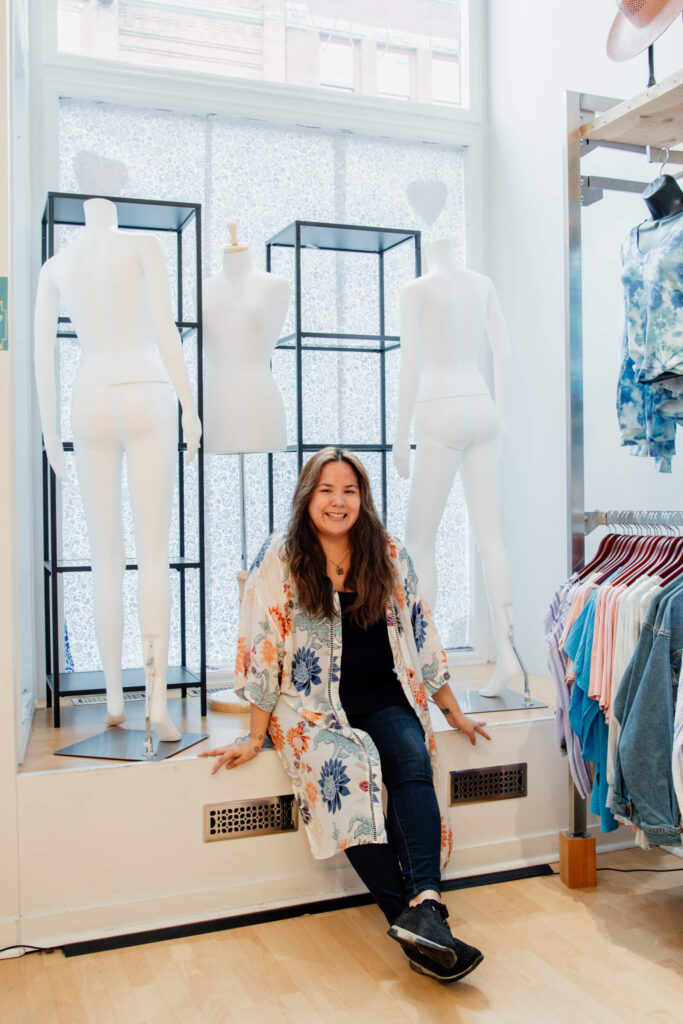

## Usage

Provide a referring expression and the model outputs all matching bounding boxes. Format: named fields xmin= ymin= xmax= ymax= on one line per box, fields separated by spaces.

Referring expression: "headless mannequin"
xmin=203 ymin=225 xmax=289 ymax=453
xmin=34 ymin=198 xmax=201 ymax=740
xmin=393 ymin=238 xmax=519 ymax=697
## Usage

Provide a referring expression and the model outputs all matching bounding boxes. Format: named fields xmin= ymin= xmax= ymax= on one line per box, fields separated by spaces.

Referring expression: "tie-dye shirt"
xmin=234 ymin=533 xmax=454 ymax=865
xmin=617 ymin=212 xmax=683 ymax=472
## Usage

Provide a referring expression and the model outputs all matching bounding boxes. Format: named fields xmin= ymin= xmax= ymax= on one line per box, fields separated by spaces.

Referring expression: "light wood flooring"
xmin=2 ymin=847 xmax=682 ymax=1023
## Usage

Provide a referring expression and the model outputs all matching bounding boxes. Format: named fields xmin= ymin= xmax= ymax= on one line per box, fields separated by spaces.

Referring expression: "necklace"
xmin=326 ymin=549 xmax=351 ymax=576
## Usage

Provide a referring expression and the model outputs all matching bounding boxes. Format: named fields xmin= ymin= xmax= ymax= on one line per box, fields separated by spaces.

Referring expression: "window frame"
xmin=24 ymin=0 xmax=491 ymax=671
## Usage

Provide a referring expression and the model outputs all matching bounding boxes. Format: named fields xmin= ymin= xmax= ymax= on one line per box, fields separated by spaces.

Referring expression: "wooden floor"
xmin=2 ymin=847 xmax=682 ymax=1023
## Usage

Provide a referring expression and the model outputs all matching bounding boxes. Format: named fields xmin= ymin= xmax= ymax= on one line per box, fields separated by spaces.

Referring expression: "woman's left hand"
xmin=454 ymin=714 xmax=491 ymax=745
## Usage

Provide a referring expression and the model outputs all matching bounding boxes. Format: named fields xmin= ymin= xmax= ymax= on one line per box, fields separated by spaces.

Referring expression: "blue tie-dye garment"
xmin=617 ymin=213 xmax=683 ymax=472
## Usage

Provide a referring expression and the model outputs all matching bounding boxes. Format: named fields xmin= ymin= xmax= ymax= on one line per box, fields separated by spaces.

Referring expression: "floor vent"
xmin=203 ymin=796 xmax=298 ymax=842
xmin=449 ymin=763 xmax=527 ymax=805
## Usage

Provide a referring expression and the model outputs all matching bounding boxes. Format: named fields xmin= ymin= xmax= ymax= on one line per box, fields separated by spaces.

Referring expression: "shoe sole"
xmin=387 ymin=925 xmax=458 ymax=969
xmin=408 ymin=953 xmax=484 ymax=983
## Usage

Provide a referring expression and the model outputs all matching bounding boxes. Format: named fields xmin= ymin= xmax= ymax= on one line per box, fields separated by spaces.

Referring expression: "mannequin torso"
xmin=203 ymin=250 xmax=289 ymax=453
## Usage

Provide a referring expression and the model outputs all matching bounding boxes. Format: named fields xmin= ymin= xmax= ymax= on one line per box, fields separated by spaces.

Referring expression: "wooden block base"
xmin=559 ymin=831 xmax=597 ymax=888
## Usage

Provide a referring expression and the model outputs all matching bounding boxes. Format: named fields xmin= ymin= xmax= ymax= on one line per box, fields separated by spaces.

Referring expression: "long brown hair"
xmin=284 ymin=447 xmax=396 ymax=627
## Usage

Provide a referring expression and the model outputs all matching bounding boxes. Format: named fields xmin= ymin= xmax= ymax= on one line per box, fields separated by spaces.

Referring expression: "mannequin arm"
xmin=34 ymin=263 xmax=68 ymax=480
xmin=392 ymin=284 xmax=422 ymax=478
xmin=138 ymin=235 xmax=202 ymax=463
xmin=486 ymin=283 xmax=511 ymax=436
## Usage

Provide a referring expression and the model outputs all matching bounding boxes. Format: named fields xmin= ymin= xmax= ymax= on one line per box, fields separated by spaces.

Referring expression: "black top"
xmin=338 ymin=591 xmax=411 ymax=717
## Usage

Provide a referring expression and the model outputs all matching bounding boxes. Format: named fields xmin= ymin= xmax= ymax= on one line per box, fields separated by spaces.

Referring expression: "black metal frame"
xmin=265 ymin=220 xmax=421 ymax=528
xmin=41 ymin=191 xmax=207 ymax=726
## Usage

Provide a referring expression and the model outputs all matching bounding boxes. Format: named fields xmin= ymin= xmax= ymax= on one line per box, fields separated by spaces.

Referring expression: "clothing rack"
xmin=561 ymin=72 xmax=683 ymax=888
xmin=584 ymin=510 xmax=683 ymax=535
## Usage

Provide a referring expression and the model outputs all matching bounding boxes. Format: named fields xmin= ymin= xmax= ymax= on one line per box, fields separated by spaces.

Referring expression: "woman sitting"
xmin=200 ymin=447 xmax=490 ymax=982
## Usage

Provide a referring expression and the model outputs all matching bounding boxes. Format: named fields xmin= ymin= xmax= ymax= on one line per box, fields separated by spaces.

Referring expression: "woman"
xmin=200 ymin=448 xmax=490 ymax=982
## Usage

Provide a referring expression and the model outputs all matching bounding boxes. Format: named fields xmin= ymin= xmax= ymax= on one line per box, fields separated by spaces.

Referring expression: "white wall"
xmin=0 ymin=0 xmax=22 ymax=955
xmin=487 ymin=0 xmax=683 ymax=675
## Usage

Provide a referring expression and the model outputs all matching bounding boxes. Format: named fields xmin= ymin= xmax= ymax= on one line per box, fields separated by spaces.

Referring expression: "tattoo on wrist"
xmin=443 ymin=708 xmax=455 ymax=718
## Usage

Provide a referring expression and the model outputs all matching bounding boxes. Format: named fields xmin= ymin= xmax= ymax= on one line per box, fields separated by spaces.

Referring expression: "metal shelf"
xmin=41 ymin=192 xmax=207 ymax=727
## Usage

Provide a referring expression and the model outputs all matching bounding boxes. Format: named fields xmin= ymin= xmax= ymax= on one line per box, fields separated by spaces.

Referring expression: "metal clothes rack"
xmin=561 ymin=72 xmax=683 ymax=887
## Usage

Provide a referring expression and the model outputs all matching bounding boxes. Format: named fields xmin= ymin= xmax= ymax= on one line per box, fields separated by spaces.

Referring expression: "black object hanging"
xmin=643 ymin=174 xmax=683 ymax=220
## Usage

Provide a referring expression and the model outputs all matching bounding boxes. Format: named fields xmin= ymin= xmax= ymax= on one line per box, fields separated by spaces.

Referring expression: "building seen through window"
xmin=57 ymin=0 xmax=466 ymax=107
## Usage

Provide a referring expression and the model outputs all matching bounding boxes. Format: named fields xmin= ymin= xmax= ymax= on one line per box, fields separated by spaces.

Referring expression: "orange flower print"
xmin=428 ymin=731 xmax=438 ymax=757
xmin=394 ymin=583 xmax=406 ymax=608
xmin=261 ymin=636 xmax=277 ymax=667
xmin=305 ymin=781 xmax=318 ymax=806
xmin=387 ymin=536 xmax=398 ymax=559
xmin=414 ymin=683 xmax=429 ymax=712
xmin=269 ymin=605 xmax=291 ymax=640
xmin=235 ymin=636 xmax=247 ymax=677
xmin=287 ymin=721 xmax=310 ymax=759
xmin=268 ymin=715 xmax=285 ymax=752
xmin=440 ymin=818 xmax=453 ymax=856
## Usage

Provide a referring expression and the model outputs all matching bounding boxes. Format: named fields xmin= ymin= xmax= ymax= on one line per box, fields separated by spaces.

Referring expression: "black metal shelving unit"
xmin=41 ymin=192 xmax=207 ymax=726
xmin=265 ymin=220 xmax=421 ymax=528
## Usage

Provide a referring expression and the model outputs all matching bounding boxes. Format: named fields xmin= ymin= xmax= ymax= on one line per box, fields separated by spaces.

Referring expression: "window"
xmin=376 ymin=47 xmax=413 ymax=101
xmin=319 ymin=37 xmax=357 ymax=92
xmin=55 ymin=0 xmax=469 ymax=109
xmin=431 ymin=52 xmax=460 ymax=105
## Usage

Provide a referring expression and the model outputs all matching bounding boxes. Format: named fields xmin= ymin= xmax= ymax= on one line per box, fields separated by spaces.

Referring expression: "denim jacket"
xmin=612 ymin=576 xmax=683 ymax=846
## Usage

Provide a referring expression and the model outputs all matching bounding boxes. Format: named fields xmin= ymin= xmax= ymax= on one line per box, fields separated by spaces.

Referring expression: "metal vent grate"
xmin=449 ymin=763 xmax=527 ymax=805
xmin=203 ymin=795 xmax=298 ymax=842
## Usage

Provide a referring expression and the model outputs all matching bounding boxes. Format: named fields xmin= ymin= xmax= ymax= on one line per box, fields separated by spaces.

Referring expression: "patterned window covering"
xmin=57 ymin=97 xmax=471 ymax=672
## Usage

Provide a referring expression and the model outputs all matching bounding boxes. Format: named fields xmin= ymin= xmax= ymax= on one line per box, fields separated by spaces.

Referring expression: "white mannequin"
xmin=393 ymin=237 xmax=519 ymax=697
xmin=202 ymin=224 xmax=289 ymax=454
xmin=34 ymin=197 xmax=202 ymax=740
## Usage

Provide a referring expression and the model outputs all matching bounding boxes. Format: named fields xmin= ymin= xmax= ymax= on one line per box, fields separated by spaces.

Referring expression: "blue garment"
xmin=565 ymin=591 xmax=618 ymax=833
xmin=612 ymin=575 xmax=683 ymax=847
xmin=543 ymin=579 xmax=593 ymax=799
xmin=617 ymin=214 xmax=683 ymax=473
xmin=344 ymin=704 xmax=442 ymax=924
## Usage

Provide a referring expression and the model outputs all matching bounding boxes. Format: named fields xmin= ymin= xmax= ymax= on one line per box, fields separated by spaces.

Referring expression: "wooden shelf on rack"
xmin=581 ymin=68 xmax=683 ymax=149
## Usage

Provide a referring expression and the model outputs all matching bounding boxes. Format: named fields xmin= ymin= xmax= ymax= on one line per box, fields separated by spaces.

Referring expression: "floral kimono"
xmin=235 ymin=533 xmax=454 ymax=867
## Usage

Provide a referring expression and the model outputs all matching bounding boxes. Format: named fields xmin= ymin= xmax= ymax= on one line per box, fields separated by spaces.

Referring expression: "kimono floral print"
xmin=235 ymin=533 xmax=454 ymax=866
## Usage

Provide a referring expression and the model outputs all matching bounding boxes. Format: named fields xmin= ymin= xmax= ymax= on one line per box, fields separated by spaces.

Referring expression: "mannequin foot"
xmin=150 ymin=707 xmax=181 ymax=743
xmin=106 ymin=711 xmax=126 ymax=726
xmin=478 ymin=655 xmax=521 ymax=697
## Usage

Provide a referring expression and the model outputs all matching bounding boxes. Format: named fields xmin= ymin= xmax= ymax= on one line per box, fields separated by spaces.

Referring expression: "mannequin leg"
xmin=460 ymin=436 xmax=519 ymax=696
xmin=73 ymin=444 xmax=126 ymax=724
xmin=405 ymin=442 xmax=463 ymax=609
xmin=122 ymin=385 xmax=179 ymax=741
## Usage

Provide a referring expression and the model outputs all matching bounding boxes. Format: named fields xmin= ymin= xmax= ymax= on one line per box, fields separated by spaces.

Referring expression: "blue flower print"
xmin=296 ymin=796 xmax=312 ymax=825
xmin=292 ymin=647 xmax=322 ymax=696
xmin=411 ymin=601 xmax=427 ymax=652
xmin=319 ymin=758 xmax=351 ymax=814
xmin=248 ymin=535 xmax=272 ymax=577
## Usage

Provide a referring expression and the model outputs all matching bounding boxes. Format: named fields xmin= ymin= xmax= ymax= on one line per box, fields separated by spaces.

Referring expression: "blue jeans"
xmin=344 ymin=704 xmax=442 ymax=925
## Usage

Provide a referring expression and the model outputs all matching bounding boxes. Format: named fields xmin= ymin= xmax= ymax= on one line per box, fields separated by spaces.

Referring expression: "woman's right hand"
xmin=198 ymin=738 xmax=262 ymax=774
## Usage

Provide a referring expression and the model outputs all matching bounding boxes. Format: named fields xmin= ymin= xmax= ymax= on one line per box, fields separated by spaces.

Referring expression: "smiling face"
xmin=307 ymin=460 xmax=361 ymax=545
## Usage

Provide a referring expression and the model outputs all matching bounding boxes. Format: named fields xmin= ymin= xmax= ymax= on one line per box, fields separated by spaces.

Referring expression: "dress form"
xmin=202 ymin=225 xmax=289 ymax=454
xmin=34 ymin=197 xmax=202 ymax=740
xmin=393 ymin=237 xmax=520 ymax=697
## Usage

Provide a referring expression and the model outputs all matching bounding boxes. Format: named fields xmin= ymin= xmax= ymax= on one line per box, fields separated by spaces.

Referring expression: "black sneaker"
xmin=403 ymin=944 xmax=484 ymax=983
xmin=388 ymin=899 xmax=459 ymax=968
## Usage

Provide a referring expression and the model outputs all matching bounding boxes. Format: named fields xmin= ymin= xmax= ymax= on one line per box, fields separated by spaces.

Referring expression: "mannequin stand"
xmin=55 ymin=727 xmax=208 ymax=762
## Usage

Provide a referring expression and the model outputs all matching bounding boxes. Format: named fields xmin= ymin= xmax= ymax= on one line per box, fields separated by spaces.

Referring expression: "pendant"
xmin=336 ymin=566 xmax=344 ymax=575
